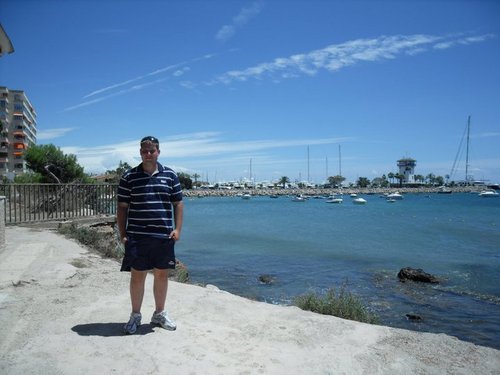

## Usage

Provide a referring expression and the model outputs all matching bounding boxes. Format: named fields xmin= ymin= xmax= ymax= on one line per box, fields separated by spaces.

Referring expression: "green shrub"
xmin=58 ymin=223 xmax=122 ymax=259
xmin=293 ymin=286 xmax=379 ymax=324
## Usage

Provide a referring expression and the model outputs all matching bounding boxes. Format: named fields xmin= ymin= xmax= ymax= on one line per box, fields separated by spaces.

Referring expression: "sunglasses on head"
xmin=140 ymin=136 xmax=159 ymax=145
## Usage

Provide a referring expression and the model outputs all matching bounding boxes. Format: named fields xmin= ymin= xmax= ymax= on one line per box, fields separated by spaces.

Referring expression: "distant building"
xmin=397 ymin=157 xmax=416 ymax=183
xmin=0 ymin=87 xmax=37 ymax=180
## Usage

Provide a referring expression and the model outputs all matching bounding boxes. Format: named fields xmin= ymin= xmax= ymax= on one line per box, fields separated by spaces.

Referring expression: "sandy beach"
xmin=1 ymin=226 xmax=499 ymax=374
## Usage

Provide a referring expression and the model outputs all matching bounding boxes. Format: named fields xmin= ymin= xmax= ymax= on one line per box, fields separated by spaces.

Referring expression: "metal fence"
xmin=0 ymin=183 xmax=117 ymax=224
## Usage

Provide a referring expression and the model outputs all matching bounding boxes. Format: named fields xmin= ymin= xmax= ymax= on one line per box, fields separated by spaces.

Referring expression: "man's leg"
xmin=150 ymin=268 xmax=176 ymax=330
xmin=130 ymin=268 xmax=147 ymax=313
xmin=152 ymin=268 xmax=169 ymax=313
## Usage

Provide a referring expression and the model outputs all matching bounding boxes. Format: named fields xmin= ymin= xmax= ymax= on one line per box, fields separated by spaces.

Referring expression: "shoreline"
xmin=183 ymin=186 xmax=481 ymax=198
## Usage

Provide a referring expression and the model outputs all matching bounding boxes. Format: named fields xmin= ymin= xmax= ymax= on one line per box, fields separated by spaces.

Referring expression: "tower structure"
xmin=0 ymin=87 xmax=37 ymax=180
xmin=397 ymin=157 xmax=416 ymax=184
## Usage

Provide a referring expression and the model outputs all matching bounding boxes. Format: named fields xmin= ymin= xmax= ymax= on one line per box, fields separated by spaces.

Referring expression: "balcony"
xmin=13 ymin=130 xmax=26 ymax=137
xmin=13 ymin=142 xmax=27 ymax=150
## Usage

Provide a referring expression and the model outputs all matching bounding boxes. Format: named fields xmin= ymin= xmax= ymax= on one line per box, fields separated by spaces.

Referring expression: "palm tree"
xmin=394 ymin=173 xmax=404 ymax=187
xmin=279 ymin=176 xmax=290 ymax=188
xmin=192 ymin=173 xmax=200 ymax=187
xmin=388 ymin=172 xmax=395 ymax=185
xmin=356 ymin=177 xmax=370 ymax=188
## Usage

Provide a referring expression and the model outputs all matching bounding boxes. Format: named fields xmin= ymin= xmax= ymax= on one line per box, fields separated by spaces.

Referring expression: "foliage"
xmin=356 ymin=177 xmax=370 ymax=188
xmin=58 ymin=222 xmax=123 ymax=259
xmin=328 ymin=175 xmax=345 ymax=187
xmin=191 ymin=173 xmax=201 ymax=187
xmin=177 ymin=172 xmax=193 ymax=190
xmin=293 ymin=286 xmax=379 ymax=324
xmin=13 ymin=172 xmax=44 ymax=183
xmin=102 ymin=160 xmax=132 ymax=183
xmin=25 ymin=144 xmax=87 ymax=183
xmin=279 ymin=176 xmax=290 ymax=188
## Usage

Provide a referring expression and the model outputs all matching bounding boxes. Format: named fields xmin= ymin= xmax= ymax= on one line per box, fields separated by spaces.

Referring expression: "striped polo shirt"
xmin=117 ymin=162 xmax=183 ymax=238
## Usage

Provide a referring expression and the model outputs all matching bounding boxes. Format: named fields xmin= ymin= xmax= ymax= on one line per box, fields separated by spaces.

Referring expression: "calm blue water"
xmin=178 ymin=193 xmax=500 ymax=350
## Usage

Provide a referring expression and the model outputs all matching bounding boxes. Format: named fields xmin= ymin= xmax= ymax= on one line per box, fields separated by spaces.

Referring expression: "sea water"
xmin=178 ymin=193 xmax=500 ymax=350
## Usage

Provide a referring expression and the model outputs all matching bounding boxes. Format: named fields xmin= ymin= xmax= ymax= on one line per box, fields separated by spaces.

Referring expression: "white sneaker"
xmin=151 ymin=310 xmax=176 ymax=331
xmin=123 ymin=312 xmax=141 ymax=334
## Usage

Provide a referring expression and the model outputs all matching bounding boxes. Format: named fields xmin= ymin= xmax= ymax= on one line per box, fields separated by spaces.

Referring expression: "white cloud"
xmin=210 ymin=33 xmax=494 ymax=85
xmin=215 ymin=1 xmax=264 ymax=42
xmin=64 ymin=32 xmax=494 ymax=111
xmin=37 ymin=127 xmax=76 ymax=140
xmin=66 ymin=132 xmax=352 ymax=175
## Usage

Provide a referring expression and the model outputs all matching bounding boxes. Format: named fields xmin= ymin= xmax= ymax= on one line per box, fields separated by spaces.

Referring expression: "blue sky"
xmin=1 ymin=0 xmax=499 ymax=184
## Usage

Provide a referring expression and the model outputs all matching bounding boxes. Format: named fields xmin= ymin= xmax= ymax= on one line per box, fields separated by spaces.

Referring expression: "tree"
xmin=279 ymin=176 xmax=290 ymax=188
xmin=328 ymin=175 xmax=345 ymax=188
xmin=414 ymin=174 xmax=425 ymax=184
xmin=192 ymin=173 xmax=201 ymax=187
xmin=388 ymin=172 xmax=395 ymax=184
xmin=435 ymin=175 xmax=445 ymax=186
xmin=394 ymin=173 xmax=404 ymax=187
xmin=112 ymin=161 xmax=131 ymax=176
xmin=103 ymin=161 xmax=132 ymax=183
xmin=177 ymin=172 xmax=193 ymax=190
xmin=426 ymin=173 xmax=436 ymax=185
xmin=356 ymin=177 xmax=370 ymax=188
xmin=25 ymin=144 xmax=87 ymax=183
xmin=371 ymin=177 xmax=388 ymax=188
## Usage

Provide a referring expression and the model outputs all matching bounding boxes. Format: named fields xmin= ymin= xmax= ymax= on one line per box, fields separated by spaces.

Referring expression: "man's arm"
xmin=170 ymin=200 xmax=184 ymax=241
xmin=116 ymin=202 xmax=129 ymax=244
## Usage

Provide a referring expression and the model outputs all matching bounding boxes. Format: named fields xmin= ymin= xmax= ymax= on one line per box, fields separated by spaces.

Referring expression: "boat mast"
xmin=338 ymin=145 xmax=342 ymax=177
xmin=307 ymin=145 xmax=310 ymax=183
xmin=249 ymin=158 xmax=252 ymax=183
xmin=465 ymin=115 xmax=471 ymax=183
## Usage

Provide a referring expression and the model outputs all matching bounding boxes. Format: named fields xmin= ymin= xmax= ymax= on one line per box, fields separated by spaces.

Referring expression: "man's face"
xmin=140 ymin=142 xmax=160 ymax=163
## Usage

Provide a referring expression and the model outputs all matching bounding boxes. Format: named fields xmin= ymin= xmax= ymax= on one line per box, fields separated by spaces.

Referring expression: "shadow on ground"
xmin=72 ymin=322 xmax=155 ymax=337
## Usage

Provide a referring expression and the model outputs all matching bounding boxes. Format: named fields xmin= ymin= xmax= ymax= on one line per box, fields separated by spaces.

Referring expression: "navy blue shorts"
xmin=120 ymin=235 xmax=176 ymax=272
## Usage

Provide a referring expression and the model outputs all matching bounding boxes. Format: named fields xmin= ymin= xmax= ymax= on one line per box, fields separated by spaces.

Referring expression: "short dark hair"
xmin=140 ymin=136 xmax=159 ymax=147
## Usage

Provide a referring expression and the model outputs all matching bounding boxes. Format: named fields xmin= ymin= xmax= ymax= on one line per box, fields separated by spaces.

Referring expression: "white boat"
xmin=437 ymin=186 xmax=452 ymax=194
xmin=291 ymin=195 xmax=307 ymax=202
xmin=387 ymin=192 xmax=403 ymax=200
xmin=478 ymin=190 xmax=499 ymax=198
xmin=241 ymin=193 xmax=251 ymax=200
xmin=352 ymin=197 xmax=367 ymax=204
xmin=350 ymin=193 xmax=357 ymax=198
xmin=326 ymin=195 xmax=343 ymax=204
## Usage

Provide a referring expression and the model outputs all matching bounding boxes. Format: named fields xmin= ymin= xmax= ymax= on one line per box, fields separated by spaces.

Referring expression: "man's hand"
xmin=169 ymin=229 xmax=181 ymax=241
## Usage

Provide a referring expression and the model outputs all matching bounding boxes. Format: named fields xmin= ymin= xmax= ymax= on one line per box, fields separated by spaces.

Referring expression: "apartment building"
xmin=0 ymin=86 xmax=37 ymax=180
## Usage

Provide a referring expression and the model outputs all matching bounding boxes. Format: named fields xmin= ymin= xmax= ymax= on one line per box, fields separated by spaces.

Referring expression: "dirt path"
xmin=1 ymin=226 xmax=499 ymax=374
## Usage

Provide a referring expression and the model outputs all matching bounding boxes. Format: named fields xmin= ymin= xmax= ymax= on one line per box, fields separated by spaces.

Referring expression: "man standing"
xmin=117 ymin=136 xmax=184 ymax=334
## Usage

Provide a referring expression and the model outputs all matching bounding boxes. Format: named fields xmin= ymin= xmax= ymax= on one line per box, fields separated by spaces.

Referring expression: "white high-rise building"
xmin=0 ymin=87 xmax=37 ymax=180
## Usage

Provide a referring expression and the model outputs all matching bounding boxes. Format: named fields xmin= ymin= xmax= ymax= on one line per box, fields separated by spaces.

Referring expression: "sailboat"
xmin=326 ymin=145 xmax=344 ymax=203
xmin=449 ymin=116 xmax=472 ymax=186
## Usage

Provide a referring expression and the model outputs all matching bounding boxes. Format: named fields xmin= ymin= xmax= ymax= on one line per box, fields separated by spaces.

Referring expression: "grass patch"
xmin=293 ymin=285 xmax=379 ymax=324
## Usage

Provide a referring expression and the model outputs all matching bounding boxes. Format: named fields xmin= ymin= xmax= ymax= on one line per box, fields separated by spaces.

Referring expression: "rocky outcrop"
xmin=397 ymin=267 xmax=439 ymax=283
xmin=258 ymin=274 xmax=276 ymax=285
